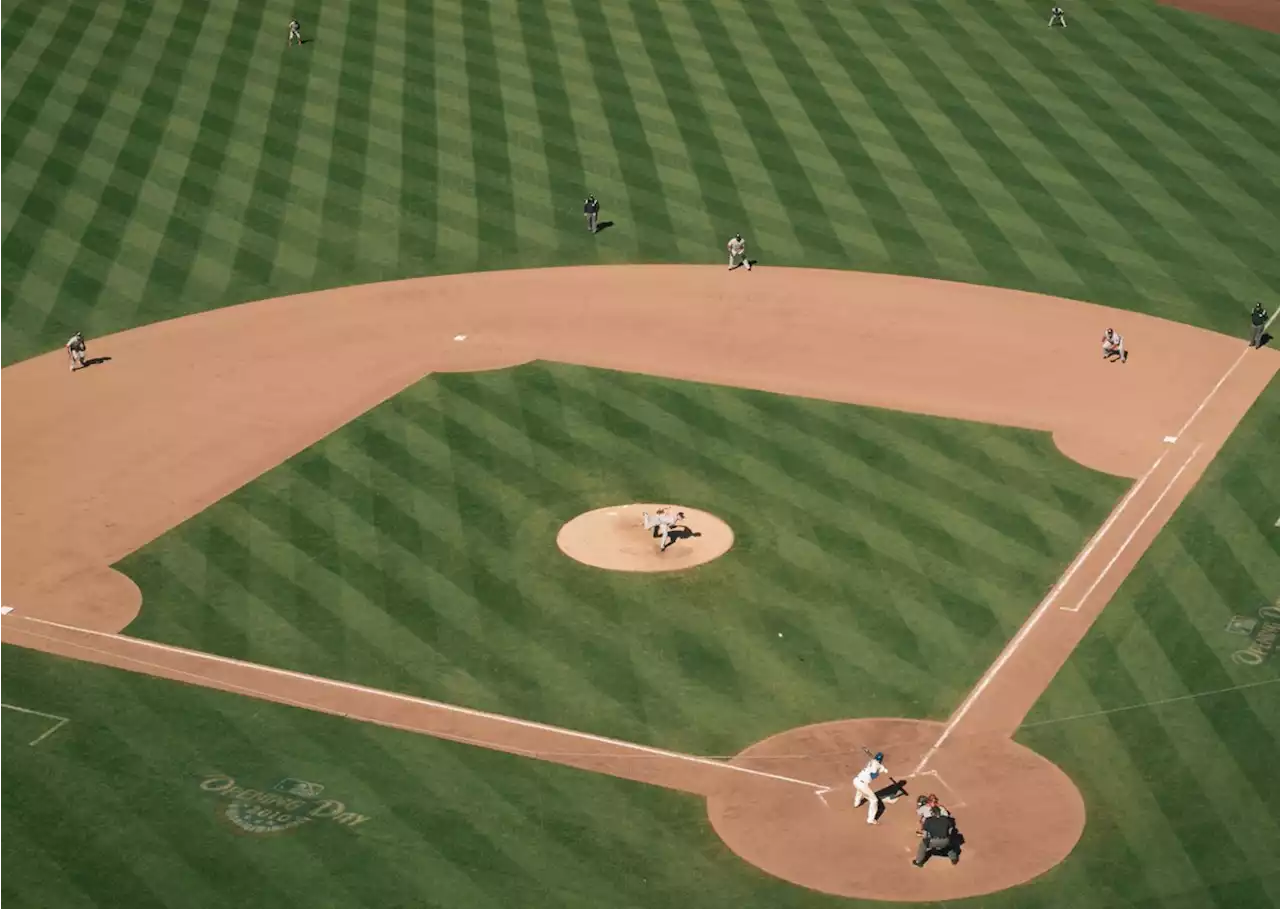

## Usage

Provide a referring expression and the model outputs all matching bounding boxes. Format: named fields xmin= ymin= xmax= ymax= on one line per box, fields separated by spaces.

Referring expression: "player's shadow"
xmin=871 ymin=781 xmax=909 ymax=820
xmin=80 ymin=356 xmax=112 ymax=369
xmin=652 ymin=526 xmax=701 ymax=543
xmin=1104 ymin=350 xmax=1128 ymax=363
xmin=595 ymin=221 xmax=614 ymax=233
xmin=1258 ymin=332 xmax=1273 ymax=348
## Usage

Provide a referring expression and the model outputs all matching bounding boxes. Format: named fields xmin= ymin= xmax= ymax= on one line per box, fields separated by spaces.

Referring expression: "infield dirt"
xmin=3 ymin=265 xmax=1276 ymax=900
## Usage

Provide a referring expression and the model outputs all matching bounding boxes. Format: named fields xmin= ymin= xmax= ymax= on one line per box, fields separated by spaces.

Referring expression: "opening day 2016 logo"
xmin=198 ymin=774 xmax=372 ymax=835
xmin=1227 ymin=600 xmax=1280 ymax=667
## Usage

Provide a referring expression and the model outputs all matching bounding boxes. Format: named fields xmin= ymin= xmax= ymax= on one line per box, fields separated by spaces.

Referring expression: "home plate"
xmin=454 ymin=334 xmax=467 ymax=341
xmin=1 ymin=606 xmax=13 ymax=615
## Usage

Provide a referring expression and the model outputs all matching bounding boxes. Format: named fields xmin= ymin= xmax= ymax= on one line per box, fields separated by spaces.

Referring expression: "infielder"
xmin=1102 ymin=327 xmax=1126 ymax=363
xmin=288 ymin=18 xmax=302 ymax=46
xmin=1048 ymin=5 xmax=1066 ymax=27
xmin=727 ymin=234 xmax=751 ymax=271
xmin=852 ymin=751 xmax=891 ymax=824
xmin=66 ymin=331 xmax=87 ymax=372
xmin=642 ymin=508 xmax=686 ymax=552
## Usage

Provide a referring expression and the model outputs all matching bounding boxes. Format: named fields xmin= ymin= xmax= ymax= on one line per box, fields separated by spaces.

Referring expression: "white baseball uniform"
xmin=852 ymin=758 xmax=888 ymax=823
xmin=727 ymin=237 xmax=749 ymax=270
xmin=642 ymin=509 xmax=683 ymax=550
xmin=1102 ymin=329 xmax=1126 ymax=362
xmin=66 ymin=333 xmax=86 ymax=370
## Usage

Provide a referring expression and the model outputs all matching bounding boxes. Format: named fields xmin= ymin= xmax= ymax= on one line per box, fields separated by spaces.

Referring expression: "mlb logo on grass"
xmin=274 ymin=778 xmax=325 ymax=798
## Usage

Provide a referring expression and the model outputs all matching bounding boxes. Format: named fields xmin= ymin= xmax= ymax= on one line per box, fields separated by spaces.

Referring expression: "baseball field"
xmin=2 ymin=0 xmax=1279 ymax=907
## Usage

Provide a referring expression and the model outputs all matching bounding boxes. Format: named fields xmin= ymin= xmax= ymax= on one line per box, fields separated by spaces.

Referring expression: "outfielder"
xmin=727 ymin=234 xmax=751 ymax=271
xmin=642 ymin=508 xmax=687 ymax=552
xmin=1048 ymin=5 xmax=1066 ymax=27
xmin=288 ymin=18 xmax=302 ymax=46
xmin=1102 ymin=327 xmax=1126 ymax=363
xmin=66 ymin=331 xmax=87 ymax=372
xmin=852 ymin=751 xmax=891 ymax=824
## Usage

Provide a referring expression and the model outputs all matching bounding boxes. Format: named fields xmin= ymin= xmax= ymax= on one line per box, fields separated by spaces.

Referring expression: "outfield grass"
xmin=4 ymin=0 xmax=1279 ymax=363
xmin=117 ymin=363 xmax=1123 ymax=752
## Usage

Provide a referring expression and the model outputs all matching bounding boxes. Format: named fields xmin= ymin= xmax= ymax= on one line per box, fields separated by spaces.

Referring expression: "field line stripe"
xmin=1172 ymin=347 xmax=1248 ymax=441
xmin=1019 ymin=677 xmax=1280 ymax=729
xmin=1068 ymin=445 xmax=1201 ymax=610
xmin=911 ymin=449 xmax=1166 ymax=774
xmin=0 ymin=703 xmax=68 ymax=722
xmin=27 ymin=717 xmax=70 ymax=746
xmin=12 ymin=618 xmax=828 ymax=792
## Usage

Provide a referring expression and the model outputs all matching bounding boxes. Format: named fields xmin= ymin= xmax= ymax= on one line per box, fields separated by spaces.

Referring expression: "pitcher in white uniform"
xmin=852 ymin=751 xmax=890 ymax=824
xmin=642 ymin=508 xmax=687 ymax=552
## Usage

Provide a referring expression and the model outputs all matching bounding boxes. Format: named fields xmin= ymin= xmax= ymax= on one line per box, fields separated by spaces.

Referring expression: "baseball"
xmin=777 ymin=632 xmax=783 ymax=638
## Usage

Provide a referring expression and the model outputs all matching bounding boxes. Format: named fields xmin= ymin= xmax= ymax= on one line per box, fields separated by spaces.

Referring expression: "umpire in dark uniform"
xmin=1249 ymin=302 xmax=1269 ymax=348
xmin=583 ymin=195 xmax=600 ymax=234
xmin=913 ymin=806 xmax=960 ymax=867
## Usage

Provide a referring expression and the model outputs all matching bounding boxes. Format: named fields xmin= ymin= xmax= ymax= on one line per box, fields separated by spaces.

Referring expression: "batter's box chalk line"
xmin=0 ymin=704 xmax=71 ymax=746
xmin=907 ymin=768 xmax=966 ymax=809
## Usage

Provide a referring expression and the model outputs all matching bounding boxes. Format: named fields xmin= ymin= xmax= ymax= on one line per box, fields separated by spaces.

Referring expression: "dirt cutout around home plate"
xmin=4 ymin=265 xmax=1278 ymax=903
xmin=557 ymin=504 xmax=733 ymax=572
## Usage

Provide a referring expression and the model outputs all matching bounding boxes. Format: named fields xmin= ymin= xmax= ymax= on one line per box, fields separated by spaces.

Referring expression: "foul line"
xmin=910 ymin=450 xmax=1166 ymax=774
xmin=10 ymin=617 xmax=830 ymax=796
xmin=1169 ymin=346 xmax=1249 ymax=442
xmin=914 ymin=337 xmax=1257 ymax=774
xmin=1063 ymin=445 xmax=1201 ymax=612
xmin=1 ymin=703 xmax=71 ymax=746
xmin=1019 ymin=677 xmax=1280 ymax=729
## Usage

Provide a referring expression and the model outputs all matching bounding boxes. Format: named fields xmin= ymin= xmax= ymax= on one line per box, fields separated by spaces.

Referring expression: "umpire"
xmin=1249 ymin=302 xmax=1269 ymax=348
xmin=583 ymin=195 xmax=600 ymax=234
xmin=913 ymin=806 xmax=960 ymax=867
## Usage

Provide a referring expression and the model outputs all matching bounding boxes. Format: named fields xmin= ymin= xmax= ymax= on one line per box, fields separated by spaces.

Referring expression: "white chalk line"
xmin=10 ymin=618 xmax=830 ymax=795
xmin=1 ymin=702 xmax=71 ymax=746
xmin=910 ymin=450 xmax=1167 ymax=775
xmin=914 ymin=340 xmax=1256 ymax=774
xmin=1019 ymin=677 xmax=1280 ymax=729
xmin=1171 ymin=346 xmax=1248 ymax=442
xmin=907 ymin=768 xmax=966 ymax=809
xmin=1064 ymin=445 xmax=1201 ymax=612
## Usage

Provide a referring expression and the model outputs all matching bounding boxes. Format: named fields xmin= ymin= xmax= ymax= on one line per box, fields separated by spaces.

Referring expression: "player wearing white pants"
xmin=727 ymin=234 xmax=751 ymax=271
xmin=852 ymin=752 xmax=890 ymax=824
xmin=66 ymin=331 xmax=86 ymax=371
xmin=1102 ymin=327 xmax=1126 ymax=363
xmin=642 ymin=508 xmax=686 ymax=552
xmin=1048 ymin=6 xmax=1066 ymax=27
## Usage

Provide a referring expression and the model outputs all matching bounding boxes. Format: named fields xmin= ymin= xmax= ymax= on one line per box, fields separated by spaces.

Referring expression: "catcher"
xmin=66 ymin=331 xmax=87 ymax=372
xmin=642 ymin=507 xmax=688 ymax=552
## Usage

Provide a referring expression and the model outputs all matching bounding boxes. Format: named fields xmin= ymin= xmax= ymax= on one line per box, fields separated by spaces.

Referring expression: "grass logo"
xmin=1230 ymin=602 xmax=1280 ymax=667
xmin=199 ymin=774 xmax=372 ymax=835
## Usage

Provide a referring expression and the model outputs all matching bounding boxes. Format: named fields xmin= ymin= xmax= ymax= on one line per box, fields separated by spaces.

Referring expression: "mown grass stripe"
xmin=0 ymin=0 xmax=110 ymax=327
xmin=564 ymin=0 xmax=677 ymax=260
xmin=139 ymin=0 xmax=272 ymax=305
xmin=228 ymin=9 xmax=317 ymax=293
xmin=678 ymin=1 xmax=849 ymax=262
xmin=44 ymin=0 xmax=207 ymax=340
xmin=394 ymin=0 xmax=440 ymax=270
xmin=516 ymin=3 xmax=591 ymax=243
xmin=459 ymin=1 xmax=517 ymax=260
xmin=971 ymin=1 xmax=1279 ymax=272
xmin=0 ymin=0 xmax=43 ymax=71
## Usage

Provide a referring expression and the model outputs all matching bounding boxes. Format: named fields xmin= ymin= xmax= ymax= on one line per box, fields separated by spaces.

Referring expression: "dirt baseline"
xmin=3 ymin=265 xmax=1277 ymax=902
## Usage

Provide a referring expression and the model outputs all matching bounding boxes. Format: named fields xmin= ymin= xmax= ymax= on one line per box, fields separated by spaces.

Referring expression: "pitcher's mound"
xmin=556 ymin=504 xmax=734 ymax=572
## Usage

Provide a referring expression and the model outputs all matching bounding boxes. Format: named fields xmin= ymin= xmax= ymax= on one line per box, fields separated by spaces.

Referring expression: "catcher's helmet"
xmin=916 ymin=795 xmax=929 ymax=808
